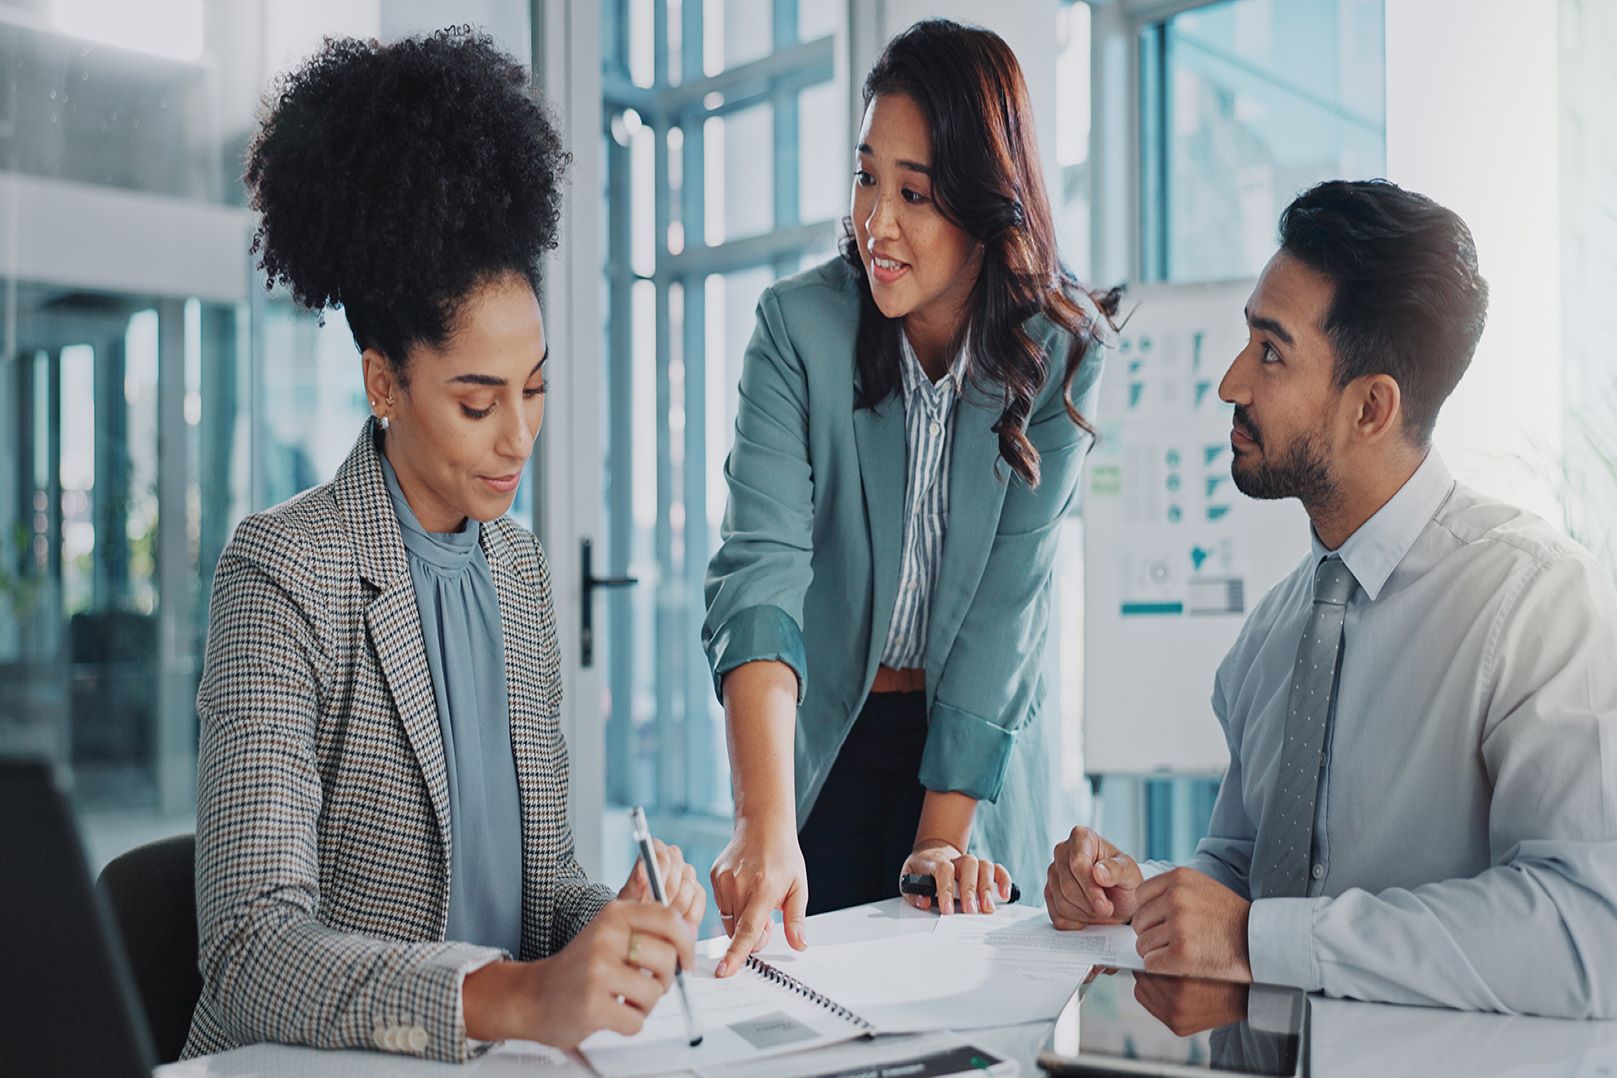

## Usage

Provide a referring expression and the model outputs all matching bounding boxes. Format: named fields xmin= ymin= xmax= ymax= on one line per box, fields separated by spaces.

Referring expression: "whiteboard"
xmin=1082 ymin=280 xmax=1311 ymax=776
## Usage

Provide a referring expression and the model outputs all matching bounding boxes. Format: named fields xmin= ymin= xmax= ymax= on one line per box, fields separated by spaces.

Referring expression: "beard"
xmin=1230 ymin=406 xmax=1340 ymax=510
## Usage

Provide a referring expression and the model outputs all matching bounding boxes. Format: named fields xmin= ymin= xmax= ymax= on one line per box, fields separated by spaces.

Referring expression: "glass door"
xmin=589 ymin=0 xmax=847 ymax=922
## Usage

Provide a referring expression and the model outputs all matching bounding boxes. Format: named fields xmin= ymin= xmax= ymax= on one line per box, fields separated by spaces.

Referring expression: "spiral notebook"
xmin=580 ymin=906 xmax=1103 ymax=1077
xmin=578 ymin=950 xmax=877 ymax=1078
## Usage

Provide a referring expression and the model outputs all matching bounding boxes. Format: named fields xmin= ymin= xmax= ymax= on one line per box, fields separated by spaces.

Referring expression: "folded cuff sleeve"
xmin=1247 ymin=897 xmax=1325 ymax=992
xmin=917 ymin=701 xmax=1018 ymax=802
xmin=706 ymin=604 xmax=807 ymax=704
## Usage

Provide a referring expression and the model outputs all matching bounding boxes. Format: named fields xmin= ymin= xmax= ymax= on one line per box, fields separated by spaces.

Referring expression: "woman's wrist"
xmin=462 ymin=959 xmax=530 ymax=1043
xmin=912 ymin=789 xmax=977 ymax=855
xmin=734 ymin=803 xmax=798 ymax=840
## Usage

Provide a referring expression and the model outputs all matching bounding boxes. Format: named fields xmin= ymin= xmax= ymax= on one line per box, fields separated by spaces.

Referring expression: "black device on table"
xmin=1037 ymin=969 xmax=1309 ymax=1077
xmin=900 ymin=873 xmax=1022 ymax=904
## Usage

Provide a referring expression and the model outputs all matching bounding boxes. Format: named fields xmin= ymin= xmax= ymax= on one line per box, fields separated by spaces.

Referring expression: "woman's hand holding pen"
xmin=620 ymin=838 xmax=706 ymax=930
xmin=901 ymin=840 xmax=1012 ymax=914
xmin=900 ymin=790 xmax=1010 ymax=915
xmin=461 ymin=900 xmax=694 ymax=1048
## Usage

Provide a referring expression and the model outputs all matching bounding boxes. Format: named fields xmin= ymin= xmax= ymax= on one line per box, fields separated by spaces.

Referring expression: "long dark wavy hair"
xmin=840 ymin=19 xmax=1120 ymax=487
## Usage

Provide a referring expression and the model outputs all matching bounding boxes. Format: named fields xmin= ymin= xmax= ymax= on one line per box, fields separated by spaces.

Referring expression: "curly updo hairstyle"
xmin=244 ymin=27 xmax=568 ymax=379
xmin=841 ymin=19 xmax=1120 ymax=488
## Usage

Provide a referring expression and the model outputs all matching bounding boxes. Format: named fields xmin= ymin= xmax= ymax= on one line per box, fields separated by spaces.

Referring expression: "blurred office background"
xmin=1 ymin=0 xmax=1612 ymax=925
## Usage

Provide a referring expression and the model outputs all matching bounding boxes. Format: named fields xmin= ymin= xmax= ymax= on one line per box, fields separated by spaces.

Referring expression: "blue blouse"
xmin=380 ymin=453 xmax=523 ymax=956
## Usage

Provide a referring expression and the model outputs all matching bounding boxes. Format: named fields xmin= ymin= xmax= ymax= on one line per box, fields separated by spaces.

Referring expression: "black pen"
xmin=630 ymin=806 xmax=704 ymax=1046
xmin=900 ymin=873 xmax=1021 ymax=905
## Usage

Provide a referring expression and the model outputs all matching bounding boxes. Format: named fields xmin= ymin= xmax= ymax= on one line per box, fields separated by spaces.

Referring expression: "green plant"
xmin=0 ymin=522 xmax=46 ymax=625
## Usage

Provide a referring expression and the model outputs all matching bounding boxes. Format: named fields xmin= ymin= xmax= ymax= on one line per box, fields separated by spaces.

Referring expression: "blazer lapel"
xmin=336 ymin=421 xmax=454 ymax=859
xmin=364 ymin=583 xmax=453 ymax=854
xmin=852 ymin=396 xmax=907 ymax=679
xmin=925 ymin=391 xmax=1009 ymax=697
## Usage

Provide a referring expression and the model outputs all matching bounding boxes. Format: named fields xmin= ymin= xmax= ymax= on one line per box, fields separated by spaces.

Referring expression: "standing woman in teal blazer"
xmin=704 ymin=19 xmax=1117 ymax=975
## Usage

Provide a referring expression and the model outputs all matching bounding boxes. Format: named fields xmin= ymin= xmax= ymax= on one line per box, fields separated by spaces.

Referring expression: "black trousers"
xmin=798 ymin=690 xmax=928 ymax=915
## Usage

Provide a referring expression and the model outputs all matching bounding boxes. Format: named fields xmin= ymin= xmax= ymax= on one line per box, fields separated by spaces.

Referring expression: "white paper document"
xmin=753 ymin=904 xmax=1116 ymax=1034
xmin=578 ymin=948 xmax=868 ymax=1078
xmin=580 ymin=907 xmax=1136 ymax=1076
xmin=929 ymin=905 xmax=1144 ymax=971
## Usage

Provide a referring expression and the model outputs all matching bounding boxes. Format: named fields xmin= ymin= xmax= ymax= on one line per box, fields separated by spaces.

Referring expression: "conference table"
xmin=160 ymin=899 xmax=1617 ymax=1078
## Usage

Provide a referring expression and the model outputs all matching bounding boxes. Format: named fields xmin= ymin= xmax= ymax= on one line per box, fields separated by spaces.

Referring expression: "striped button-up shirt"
xmin=878 ymin=330 xmax=968 ymax=670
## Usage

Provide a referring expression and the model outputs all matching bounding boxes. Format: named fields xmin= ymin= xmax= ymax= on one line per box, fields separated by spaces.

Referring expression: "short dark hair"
xmin=244 ymin=28 xmax=568 ymax=375
xmin=1278 ymin=179 xmax=1489 ymax=442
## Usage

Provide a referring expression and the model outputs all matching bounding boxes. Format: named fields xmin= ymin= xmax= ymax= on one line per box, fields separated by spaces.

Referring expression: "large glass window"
xmin=1142 ymin=0 xmax=1386 ymax=282
xmin=599 ymin=0 xmax=844 ymax=908
xmin=1048 ymin=0 xmax=1101 ymax=840
xmin=0 ymin=0 xmax=536 ymax=869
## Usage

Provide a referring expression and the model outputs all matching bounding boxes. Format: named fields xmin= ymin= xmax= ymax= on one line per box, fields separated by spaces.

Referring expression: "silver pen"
xmin=629 ymin=806 xmax=704 ymax=1047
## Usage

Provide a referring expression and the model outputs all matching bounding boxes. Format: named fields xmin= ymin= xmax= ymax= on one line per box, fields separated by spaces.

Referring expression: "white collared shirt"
xmin=878 ymin=331 xmax=968 ymax=670
xmin=1189 ymin=449 xmax=1617 ymax=1017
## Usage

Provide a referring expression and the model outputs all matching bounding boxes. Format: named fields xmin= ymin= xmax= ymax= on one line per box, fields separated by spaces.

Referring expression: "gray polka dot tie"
xmin=1253 ymin=556 xmax=1358 ymax=900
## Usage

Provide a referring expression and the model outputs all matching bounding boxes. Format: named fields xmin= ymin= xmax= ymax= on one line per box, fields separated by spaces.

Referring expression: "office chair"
xmin=96 ymin=833 xmax=202 ymax=1064
xmin=0 ymin=759 xmax=156 ymax=1077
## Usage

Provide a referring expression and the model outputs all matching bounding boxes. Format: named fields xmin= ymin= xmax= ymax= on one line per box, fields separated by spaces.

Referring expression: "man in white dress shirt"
xmin=1046 ymin=179 xmax=1617 ymax=1018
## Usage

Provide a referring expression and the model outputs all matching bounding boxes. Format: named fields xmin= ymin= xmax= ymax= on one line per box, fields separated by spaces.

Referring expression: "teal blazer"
xmin=702 ymin=257 xmax=1106 ymax=885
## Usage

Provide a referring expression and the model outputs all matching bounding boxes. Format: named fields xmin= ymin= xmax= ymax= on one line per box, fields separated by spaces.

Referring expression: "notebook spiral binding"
xmin=743 ymin=954 xmax=877 ymax=1033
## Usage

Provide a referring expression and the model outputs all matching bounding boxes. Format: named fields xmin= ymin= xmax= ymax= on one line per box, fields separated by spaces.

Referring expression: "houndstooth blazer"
xmin=183 ymin=420 xmax=612 ymax=1064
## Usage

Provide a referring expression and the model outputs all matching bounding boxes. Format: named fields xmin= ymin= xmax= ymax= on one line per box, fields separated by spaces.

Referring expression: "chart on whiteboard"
xmin=1090 ymin=324 xmax=1254 ymax=619
xmin=1083 ymin=281 xmax=1309 ymax=775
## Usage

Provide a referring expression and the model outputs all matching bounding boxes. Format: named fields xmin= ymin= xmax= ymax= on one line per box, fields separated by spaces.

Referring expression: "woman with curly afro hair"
xmin=186 ymin=29 xmax=699 ymax=1062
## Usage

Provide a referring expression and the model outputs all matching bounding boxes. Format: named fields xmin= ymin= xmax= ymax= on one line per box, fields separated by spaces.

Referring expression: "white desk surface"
xmin=160 ymin=900 xmax=1617 ymax=1078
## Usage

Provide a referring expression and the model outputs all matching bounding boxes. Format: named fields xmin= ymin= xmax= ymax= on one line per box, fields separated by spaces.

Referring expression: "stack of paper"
xmin=579 ymin=906 xmax=1141 ymax=1077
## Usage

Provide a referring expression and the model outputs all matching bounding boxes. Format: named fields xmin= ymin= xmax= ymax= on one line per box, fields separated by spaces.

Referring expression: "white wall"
xmin=1385 ymin=0 xmax=1563 ymax=520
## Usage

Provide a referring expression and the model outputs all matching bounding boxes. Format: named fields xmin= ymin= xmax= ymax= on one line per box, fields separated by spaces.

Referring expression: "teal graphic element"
xmin=1195 ymin=380 xmax=1214 ymax=406
xmin=1204 ymin=444 xmax=1225 ymax=465
xmin=1205 ymin=476 xmax=1226 ymax=498
xmin=1207 ymin=504 xmax=1231 ymax=521
xmin=1167 ymin=505 xmax=1182 ymax=522
xmin=1122 ymin=601 xmax=1184 ymax=616
xmin=1129 ymin=383 xmax=1144 ymax=409
xmin=1191 ymin=546 xmax=1212 ymax=571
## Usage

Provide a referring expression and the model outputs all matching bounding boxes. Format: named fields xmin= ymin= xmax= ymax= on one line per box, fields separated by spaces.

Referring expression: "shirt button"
xmin=1311 ymin=863 xmax=1325 ymax=880
xmin=408 ymin=1027 xmax=429 ymax=1053
xmin=929 ymin=419 xmax=942 ymax=436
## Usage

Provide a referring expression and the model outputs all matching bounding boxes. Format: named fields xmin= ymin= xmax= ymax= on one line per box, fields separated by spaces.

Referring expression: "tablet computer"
xmin=1037 ymin=970 xmax=1308 ymax=1077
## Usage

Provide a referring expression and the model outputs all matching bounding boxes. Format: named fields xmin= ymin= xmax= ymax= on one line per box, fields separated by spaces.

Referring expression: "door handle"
xmin=580 ymin=537 xmax=637 ymax=667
